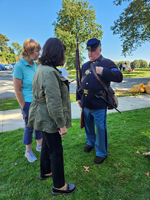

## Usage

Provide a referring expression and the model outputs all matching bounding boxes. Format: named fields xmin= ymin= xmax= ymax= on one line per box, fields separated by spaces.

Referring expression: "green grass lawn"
xmin=0 ymin=108 xmax=150 ymax=199
xmin=0 ymin=98 xmax=20 ymax=111
xmin=123 ymin=70 xmax=150 ymax=78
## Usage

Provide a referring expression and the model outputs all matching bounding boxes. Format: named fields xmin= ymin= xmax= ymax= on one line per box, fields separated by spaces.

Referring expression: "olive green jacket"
xmin=28 ymin=65 xmax=71 ymax=133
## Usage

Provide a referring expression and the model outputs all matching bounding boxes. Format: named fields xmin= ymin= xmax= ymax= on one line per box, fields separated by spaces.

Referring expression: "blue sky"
xmin=0 ymin=0 xmax=149 ymax=64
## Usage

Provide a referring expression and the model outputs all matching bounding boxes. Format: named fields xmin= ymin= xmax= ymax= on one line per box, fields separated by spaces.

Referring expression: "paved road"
xmin=0 ymin=71 xmax=16 ymax=99
xmin=0 ymin=71 xmax=150 ymax=99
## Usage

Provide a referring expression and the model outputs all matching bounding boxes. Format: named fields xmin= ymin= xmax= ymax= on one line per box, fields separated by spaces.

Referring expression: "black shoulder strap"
xmin=91 ymin=62 xmax=116 ymax=103
xmin=91 ymin=60 xmax=108 ymax=91
xmin=81 ymin=58 xmax=103 ymax=82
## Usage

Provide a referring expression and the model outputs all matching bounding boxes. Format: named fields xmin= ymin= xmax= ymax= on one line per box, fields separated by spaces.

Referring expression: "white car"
xmin=4 ymin=64 xmax=13 ymax=70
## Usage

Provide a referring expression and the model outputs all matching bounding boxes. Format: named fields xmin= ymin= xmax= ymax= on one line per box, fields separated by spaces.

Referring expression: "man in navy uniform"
xmin=76 ymin=38 xmax=123 ymax=164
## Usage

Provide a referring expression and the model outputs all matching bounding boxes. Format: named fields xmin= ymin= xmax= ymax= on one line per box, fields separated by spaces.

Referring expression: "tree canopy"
xmin=11 ymin=42 xmax=23 ymax=55
xmin=111 ymin=0 xmax=150 ymax=56
xmin=52 ymin=0 xmax=103 ymax=68
xmin=0 ymin=33 xmax=23 ymax=63
xmin=115 ymin=59 xmax=149 ymax=68
xmin=0 ymin=52 xmax=17 ymax=63
xmin=0 ymin=33 xmax=10 ymax=52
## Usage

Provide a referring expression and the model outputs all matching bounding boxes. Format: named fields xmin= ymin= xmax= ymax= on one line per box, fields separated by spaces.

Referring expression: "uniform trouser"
xmin=40 ymin=131 xmax=65 ymax=188
xmin=83 ymin=107 xmax=107 ymax=158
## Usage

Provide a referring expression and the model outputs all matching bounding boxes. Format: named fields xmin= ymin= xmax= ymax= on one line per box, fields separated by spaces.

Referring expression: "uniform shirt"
xmin=12 ymin=57 xmax=38 ymax=102
xmin=76 ymin=55 xmax=123 ymax=110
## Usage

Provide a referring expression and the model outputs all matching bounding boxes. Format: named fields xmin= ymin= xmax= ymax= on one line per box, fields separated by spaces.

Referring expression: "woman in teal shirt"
xmin=12 ymin=39 xmax=42 ymax=162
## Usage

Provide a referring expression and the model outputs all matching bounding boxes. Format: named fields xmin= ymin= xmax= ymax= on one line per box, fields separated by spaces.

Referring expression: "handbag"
xmin=91 ymin=63 xmax=118 ymax=110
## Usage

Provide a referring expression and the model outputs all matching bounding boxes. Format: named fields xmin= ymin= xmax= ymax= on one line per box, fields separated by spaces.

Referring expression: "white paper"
xmin=59 ymin=68 xmax=69 ymax=78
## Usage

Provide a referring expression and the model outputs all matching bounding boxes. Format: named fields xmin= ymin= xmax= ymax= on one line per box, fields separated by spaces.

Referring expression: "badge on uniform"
xmin=85 ymin=70 xmax=91 ymax=75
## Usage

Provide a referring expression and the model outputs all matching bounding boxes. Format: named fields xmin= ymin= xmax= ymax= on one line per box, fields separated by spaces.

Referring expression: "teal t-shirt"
xmin=12 ymin=57 xmax=38 ymax=102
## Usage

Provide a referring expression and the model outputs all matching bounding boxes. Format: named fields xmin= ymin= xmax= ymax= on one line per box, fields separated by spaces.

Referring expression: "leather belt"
xmin=83 ymin=89 xmax=104 ymax=95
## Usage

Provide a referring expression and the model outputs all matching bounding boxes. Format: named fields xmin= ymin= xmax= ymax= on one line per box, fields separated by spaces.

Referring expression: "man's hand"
xmin=96 ymin=66 xmax=103 ymax=75
xmin=59 ymin=126 xmax=67 ymax=137
xmin=77 ymin=100 xmax=81 ymax=108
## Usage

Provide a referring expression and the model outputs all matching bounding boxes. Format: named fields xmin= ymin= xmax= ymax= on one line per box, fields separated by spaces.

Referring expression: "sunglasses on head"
xmin=30 ymin=39 xmax=35 ymax=43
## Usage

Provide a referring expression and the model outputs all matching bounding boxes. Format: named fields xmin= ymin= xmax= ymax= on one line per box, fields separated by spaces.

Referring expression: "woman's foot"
xmin=52 ymin=183 xmax=76 ymax=196
xmin=57 ymin=183 xmax=67 ymax=190
xmin=39 ymin=172 xmax=52 ymax=181
xmin=36 ymin=144 xmax=42 ymax=152
xmin=25 ymin=150 xmax=37 ymax=162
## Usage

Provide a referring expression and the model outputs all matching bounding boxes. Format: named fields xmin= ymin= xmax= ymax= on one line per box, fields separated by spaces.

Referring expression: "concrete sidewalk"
xmin=0 ymin=94 xmax=150 ymax=132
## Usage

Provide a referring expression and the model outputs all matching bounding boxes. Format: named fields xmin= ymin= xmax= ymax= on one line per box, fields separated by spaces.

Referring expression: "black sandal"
xmin=39 ymin=174 xmax=52 ymax=181
xmin=52 ymin=183 xmax=76 ymax=196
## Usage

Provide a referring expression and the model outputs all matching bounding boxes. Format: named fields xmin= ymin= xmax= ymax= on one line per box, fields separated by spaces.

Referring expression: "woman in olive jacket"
xmin=28 ymin=38 xmax=76 ymax=196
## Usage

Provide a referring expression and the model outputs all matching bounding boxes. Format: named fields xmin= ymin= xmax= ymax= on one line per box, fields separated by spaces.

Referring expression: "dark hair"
xmin=39 ymin=38 xmax=66 ymax=67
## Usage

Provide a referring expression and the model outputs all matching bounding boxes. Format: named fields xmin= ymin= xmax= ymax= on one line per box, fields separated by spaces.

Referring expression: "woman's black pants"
xmin=40 ymin=131 xmax=65 ymax=188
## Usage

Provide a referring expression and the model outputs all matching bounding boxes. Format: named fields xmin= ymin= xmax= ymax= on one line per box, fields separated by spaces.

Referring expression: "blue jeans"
xmin=83 ymin=107 xmax=107 ymax=158
xmin=20 ymin=102 xmax=42 ymax=145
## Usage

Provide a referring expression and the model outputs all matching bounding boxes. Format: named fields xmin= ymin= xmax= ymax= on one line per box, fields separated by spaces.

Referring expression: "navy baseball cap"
xmin=86 ymin=38 xmax=101 ymax=50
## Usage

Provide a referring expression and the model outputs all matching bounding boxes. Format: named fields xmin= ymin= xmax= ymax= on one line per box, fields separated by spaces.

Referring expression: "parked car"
xmin=4 ymin=64 xmax=9 ymax=70
xmin=0 ymin=64 xmax=5 ymax=70
xmin=9 ymin=64 xmax=13 ymax=70
xmin=4 ymin=64 xmax=13 ymax=70
xmin=11 ymin=63 xmax=16 ymax=68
